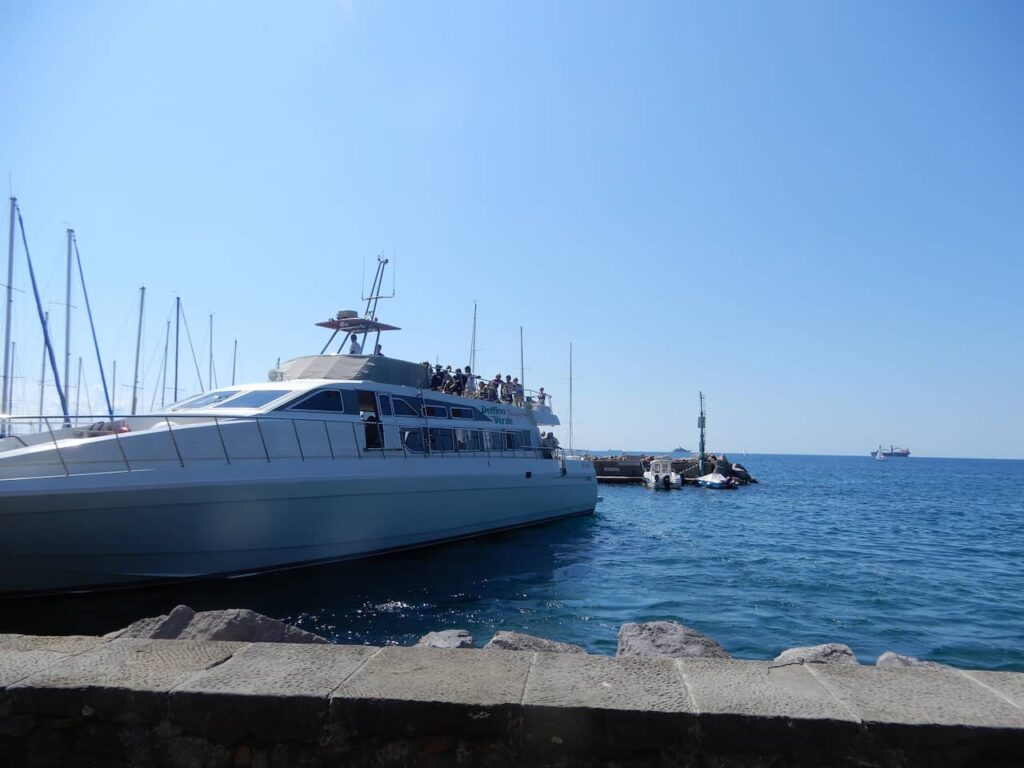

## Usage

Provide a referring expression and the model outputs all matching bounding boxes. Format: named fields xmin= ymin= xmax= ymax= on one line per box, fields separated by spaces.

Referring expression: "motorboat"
xmin=0 ymin=275 xmax=596 ymax=596
xmin=695 ymin=472 xmax=737 ymax=490
xmin=643 ymin=458 xmax=682 ymax=490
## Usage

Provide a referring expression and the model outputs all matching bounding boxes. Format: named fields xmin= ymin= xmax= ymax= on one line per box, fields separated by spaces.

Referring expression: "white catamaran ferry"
xmin=0 ymin=303 xmax=596 ymax=596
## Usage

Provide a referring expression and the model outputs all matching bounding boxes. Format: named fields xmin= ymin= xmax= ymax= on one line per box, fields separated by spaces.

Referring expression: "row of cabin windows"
xmin=400 ymin=428 xmax=535 ymax=454
xmin=288 ymin=389 xmax=475 ymax=421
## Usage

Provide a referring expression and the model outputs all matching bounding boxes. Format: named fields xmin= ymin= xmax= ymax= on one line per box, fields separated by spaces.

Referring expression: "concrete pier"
xmin=1 ymin=634 xmax=1023 ymax=766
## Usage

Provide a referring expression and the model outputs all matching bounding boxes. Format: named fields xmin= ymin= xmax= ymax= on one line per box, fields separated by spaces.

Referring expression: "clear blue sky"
xmin=2 ymin=1 xmax=1022 ymax=458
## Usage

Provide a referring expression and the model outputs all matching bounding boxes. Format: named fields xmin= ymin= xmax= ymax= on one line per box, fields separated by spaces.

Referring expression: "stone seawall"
xmin=1 ymin=634 xmax=1023 ymax=767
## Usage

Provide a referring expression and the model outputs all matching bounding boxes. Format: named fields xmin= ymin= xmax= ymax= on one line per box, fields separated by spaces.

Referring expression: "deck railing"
xmin=0 ymin=414 xmax=578 ymax=479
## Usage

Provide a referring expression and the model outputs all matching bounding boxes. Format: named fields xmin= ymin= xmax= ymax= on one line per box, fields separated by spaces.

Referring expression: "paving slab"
xmin=332 ymin=646 xmax=533 ymax=742
xmin=0 ymin=636 xmax=105 ymax=688
xmin=813 ymin=664 xmax=1024 ymax=729
xmin=8 ymin=638 xmax=244 ymax=723
xmin=170 ymin=642 xmax=377 ymax=742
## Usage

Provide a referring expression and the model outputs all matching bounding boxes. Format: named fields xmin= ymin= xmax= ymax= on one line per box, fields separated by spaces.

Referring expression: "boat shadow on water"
xmin=0 ymin=514 xmax=599 ymax=642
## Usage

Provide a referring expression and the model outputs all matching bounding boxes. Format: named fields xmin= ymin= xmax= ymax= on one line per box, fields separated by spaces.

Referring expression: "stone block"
xmin=170 ymin=642 xmax=377 ymax=743
xmin=522 ymin=652 xmax=695 ymax=761
xmin=680 ymin=658 xmax=862 ymax=765
xmin=416 ymin=629 xmax=473 ymax=649
xmin=814 ymin=665 xmax=1024 ymax=729
xmin=962 ymin=670 xmax=1024 ymax=710
xmin=8 ymin=638 xmax=243 ymax=723
xmin=617 ymin=620 xmax=730 ymax=659
xmin=331 ymin=646 xmax=532 ymax=744
xmin=773 ymin=642 xmax=858 ymax=666
xmin=0 ymin=635 xmax=105 ymax=687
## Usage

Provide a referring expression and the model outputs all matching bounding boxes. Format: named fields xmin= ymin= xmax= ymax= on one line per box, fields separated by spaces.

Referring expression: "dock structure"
xmin=1 ymin=635 xmax=1022 ymax=766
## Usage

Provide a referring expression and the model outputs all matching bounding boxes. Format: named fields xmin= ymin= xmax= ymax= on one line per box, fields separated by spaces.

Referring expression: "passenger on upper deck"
xmin=349 ymin=336 xmax=362 ymax=355
xmin=537 ymin=387 xmax=548 ymax=407
xmin=464 ymin=366 xmax=478 ymax=396
xmin=430 ymin=365 xmax=445 ymax=391
xmin=373 ymin=344 xmax=383 ymax=356
xmin=512 ymin=377 xmax=523 ymax=407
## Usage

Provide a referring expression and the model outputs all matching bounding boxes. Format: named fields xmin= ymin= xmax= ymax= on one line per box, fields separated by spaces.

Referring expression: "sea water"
xmin=5 ymin=454 xmax=1022 ymax=670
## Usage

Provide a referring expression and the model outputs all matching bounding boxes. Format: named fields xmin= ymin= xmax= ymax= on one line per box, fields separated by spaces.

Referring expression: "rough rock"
xmin=876 ymin=651 xmax=949 ymax=669
xmin=104 ymin=604 xmax=196 ymax=640
xmin=616 ymin=621 xmax=730 ymax=659
xmin=773 ymin=643 xmax=858 ymax=666
xmin=104 ymin=606 xmax=328 ymax=644
xmin=416 ymin=629 xmax=473 ymax=649
xmin=484 ymin=631 xmax=586 ymax=654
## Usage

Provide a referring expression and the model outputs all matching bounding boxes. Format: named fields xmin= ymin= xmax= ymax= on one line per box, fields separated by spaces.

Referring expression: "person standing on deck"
xmin=348 ymin=336 xmax=362 ymax=355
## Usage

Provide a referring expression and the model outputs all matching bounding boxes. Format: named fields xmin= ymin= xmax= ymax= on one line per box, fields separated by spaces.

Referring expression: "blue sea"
xmin=4 ymin=454 xmax=1023 ymax=670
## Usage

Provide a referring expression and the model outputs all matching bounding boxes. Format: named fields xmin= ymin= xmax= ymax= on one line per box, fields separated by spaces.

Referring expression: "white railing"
xmin=0 ymin=414 xmax=571 ymax=479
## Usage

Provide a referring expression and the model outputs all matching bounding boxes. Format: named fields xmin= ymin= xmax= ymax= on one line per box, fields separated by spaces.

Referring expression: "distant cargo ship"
xmin=871 ymin=445 xmax=910 ymax=458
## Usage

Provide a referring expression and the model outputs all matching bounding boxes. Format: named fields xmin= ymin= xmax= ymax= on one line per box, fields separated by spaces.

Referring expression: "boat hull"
xmin=0 ymin=458 xmax=597 ymax=596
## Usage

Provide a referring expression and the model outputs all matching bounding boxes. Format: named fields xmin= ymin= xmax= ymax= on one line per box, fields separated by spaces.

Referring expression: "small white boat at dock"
xmin=643 ymin=458 xmax=682 ymax=490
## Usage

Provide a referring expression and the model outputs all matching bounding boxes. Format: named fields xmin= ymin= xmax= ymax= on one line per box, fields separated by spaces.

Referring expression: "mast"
xmin=208 ymin=313 xmax=214 ymax=389
xmin=64 ymin=228 xmax=73 ymax=404
xmin=111 ymin=360 xmax=117 ymax=414
xmin=569 ymin=342 xmax=574 ymax=452
xmin=231 ymin=339 xmax=237 ymax=386
xmin=1 ymin=196 xmax=16 ymax=432
xmin=39 ymin=311 xmax=49 ymax=425
xmin=698 ymin=391 xmax=707 ymax=474
xmin=173 ymin=297 xmax=180 ymax=402
xmin=131 ymin=286 xmax=145 ymax=415
xmin=74 ymin=356 xmax=82 ymax=418
xmin=160 ymin=319 xmax=170 ymax=408
xmin=469 ymin=302 xmax=477 ymax=372
xmin=71 ymin=234 xmax=111 ymax=418
xmin=519 ymin=326 xmax=524 ymax=392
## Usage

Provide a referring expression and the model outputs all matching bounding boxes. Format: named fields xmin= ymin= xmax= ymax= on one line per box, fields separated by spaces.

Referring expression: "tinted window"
xmin=378 ymin=395 xmax=393 ymax=416
xmin=486 ymin=431 xmax=504 ymax=451
xmin=456 ymin=429 xmax=482 ymax=452
xmin=428 ymin=428 xmax=455 ymax=452
xmin=213 ymin=390 xmax=291 ymax=409
xmin=402 ymin=427 xmax=426 ymax=452
xmin=393 ymin=398 xmax=418 ymax=417
xmin=504 ymin=431 xmax=522 ymax=450
xmin=290 ymin=390 xmax=344 ymax=412
xmin=521 ymin=430 xmax=533 ymax=448
xmin=424 ymin=405 xmax=447 ymax=418
xmin=172 ymin=390 xmax=241 ymax=410
xmin=450 ymin=407 xmax=474 ymax=420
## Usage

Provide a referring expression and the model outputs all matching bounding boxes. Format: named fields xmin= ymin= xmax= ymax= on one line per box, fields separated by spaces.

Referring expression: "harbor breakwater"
xmin=3 ymin=610 xmax=1024 ymax=766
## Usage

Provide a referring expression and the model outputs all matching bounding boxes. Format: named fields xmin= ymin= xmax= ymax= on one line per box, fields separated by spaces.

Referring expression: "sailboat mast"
xmin=231 ymin=339 xmax=237 ymax=386
xmin=75 ymin=356 xmax=82 ymax=418
xmin=519 ymin=326 xmax=524 ymax=392
xmin=111 ymin=360 xmax=117 ymax=414
xmin=173 ymin=297 xmax=180 ymax=402
xmin=569 ymin=342 xmax=574 ymax=452
xmin=698 ymin=391 xmax=707 ymax=474
xmin=39 ymin=311 xmax=49 ymax=423
xmin=160 ymin=319 xmax=169 ymax=408
xmin=131 ymin=286 xmax=145 ymax=415
xmin=207 ymin=313 xmax=213 ymax=390
xmin=64 ymin=228 xmax=73 ymax=403
xmin=1 ymin=196 xmax=16 ymax=431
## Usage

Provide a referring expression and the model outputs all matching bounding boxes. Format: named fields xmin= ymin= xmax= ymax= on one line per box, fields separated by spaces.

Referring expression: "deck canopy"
xmin=315 ymin=317 xmax=400 ymax=333
xmin=276 ymin=354 xmax=429 ymax=388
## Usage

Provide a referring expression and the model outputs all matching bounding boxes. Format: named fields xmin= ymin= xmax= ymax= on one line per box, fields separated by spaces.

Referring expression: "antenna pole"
xmin=231 ymin=339 xmax=237 ymax=385
xmin=131 ymin=286 xmax=145 ymax=415
xmin=64 ymin=228 xmax=73 ymax=407
xmin=2 ymin=196 xmax=16 ymax=432
xmin=174 ymin=297 xmax=180 ymax=402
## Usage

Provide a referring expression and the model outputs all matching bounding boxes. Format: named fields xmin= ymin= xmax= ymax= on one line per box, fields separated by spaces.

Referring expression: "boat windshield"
xmin=212 ymin=390 xmax=292 ymax=409
xmin=171 ymin=390 xmax=242 ymax=410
